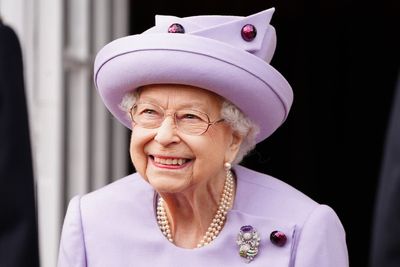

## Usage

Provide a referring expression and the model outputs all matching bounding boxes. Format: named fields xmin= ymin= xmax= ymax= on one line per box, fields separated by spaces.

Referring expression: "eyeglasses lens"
xmin=131 ymin=103 xmax=210 ymax=135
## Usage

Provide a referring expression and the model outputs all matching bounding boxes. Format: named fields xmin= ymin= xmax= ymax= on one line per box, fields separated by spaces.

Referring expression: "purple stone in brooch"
xmin=236 ymin=225 xmax=261 ymax=263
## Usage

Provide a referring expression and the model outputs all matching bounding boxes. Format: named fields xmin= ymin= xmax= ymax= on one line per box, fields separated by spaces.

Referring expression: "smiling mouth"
xmin=150 ymin=155 xmax=191 ymax=166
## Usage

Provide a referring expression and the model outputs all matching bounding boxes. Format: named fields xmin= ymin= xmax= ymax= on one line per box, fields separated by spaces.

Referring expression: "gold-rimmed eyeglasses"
xmin=129 ymin=102 xmax=224 ymax=135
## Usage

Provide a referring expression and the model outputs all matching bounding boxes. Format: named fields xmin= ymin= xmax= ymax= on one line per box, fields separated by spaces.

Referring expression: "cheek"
xmin=129 ymin=130 xmax=152 ymax=175
xmin=191 ymin=130 xmax=230 ymax=174
xmin=208 ymin=127 xmax=232 ymax=158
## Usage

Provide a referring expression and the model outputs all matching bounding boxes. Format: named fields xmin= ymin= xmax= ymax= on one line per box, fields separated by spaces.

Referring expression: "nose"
xmin=154 ymin=116 xmax=180 ymax=146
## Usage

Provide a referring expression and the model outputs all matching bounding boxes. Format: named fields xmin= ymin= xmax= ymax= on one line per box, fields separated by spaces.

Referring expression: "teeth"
xmin=154 ymin=157 xmax=187 ymax=165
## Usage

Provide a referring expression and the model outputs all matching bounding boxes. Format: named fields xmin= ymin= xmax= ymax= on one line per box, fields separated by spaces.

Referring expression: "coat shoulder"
xmin=234 ymin=165 xmax=319 ymax=224
xmin=79 ymin=173 xmax=152 ymax=211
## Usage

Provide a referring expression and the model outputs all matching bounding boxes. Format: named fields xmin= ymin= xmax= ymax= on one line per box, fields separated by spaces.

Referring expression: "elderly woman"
xmin=58 ymin=8 xmax=348 ymax=267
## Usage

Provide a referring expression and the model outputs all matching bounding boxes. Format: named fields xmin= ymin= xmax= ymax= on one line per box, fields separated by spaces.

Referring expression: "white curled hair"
xmin=120 ymin=91 xmax=259 ymax=165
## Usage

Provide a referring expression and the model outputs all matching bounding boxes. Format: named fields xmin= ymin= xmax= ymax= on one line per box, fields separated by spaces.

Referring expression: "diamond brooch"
xmin=236 ymin=225 xmax=261 ymax=263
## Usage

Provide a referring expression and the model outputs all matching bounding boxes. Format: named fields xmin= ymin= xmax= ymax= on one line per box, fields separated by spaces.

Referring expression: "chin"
xmin=147 ymin=174 xmax=192 ymax=194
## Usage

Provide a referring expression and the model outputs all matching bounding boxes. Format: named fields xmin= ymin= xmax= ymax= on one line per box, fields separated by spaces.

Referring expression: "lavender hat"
xmin=94 ymin=8 xmax=293 ymax=143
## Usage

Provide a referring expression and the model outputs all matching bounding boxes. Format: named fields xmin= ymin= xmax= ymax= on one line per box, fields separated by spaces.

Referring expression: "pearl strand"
xmin=156 ymin=169 xmax=235 ymax=248
xmin=157 ymin=197 xmax=173 ymax=242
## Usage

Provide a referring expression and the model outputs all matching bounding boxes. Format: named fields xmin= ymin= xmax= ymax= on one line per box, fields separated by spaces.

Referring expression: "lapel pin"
xmin=236 ymin=225 xmax=261 ymax=263
xmin=270 ymin=230 xmax=287 ymax=247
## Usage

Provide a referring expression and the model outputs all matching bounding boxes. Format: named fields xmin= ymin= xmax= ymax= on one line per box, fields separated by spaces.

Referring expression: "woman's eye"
xmin=138 ymin=109 xmax=160 ymax=117
xmin=179 ymin=113 xmax=205 ymax=122
xmin=183 ymin=114 xmax=199 ymax=119
xmin=142 ymin=109 xmax=156 ymax=114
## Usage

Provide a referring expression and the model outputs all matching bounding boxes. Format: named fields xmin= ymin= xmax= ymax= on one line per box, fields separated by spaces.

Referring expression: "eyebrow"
xmin=138 ymin=97 xmax=211 ymax=111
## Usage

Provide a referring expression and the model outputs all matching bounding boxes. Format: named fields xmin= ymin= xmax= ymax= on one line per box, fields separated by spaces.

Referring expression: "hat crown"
xmin=145 ymin=8 xmax=277 ymax=63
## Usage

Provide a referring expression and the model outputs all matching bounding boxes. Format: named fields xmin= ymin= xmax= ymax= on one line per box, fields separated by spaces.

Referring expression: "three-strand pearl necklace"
xmin=156 ymin=169 xmax=235 ymax=248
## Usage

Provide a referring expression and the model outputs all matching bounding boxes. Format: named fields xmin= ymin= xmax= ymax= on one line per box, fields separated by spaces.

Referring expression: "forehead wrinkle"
xmin=168 ymin=88 xmax=223 ymax=115
xmin=138 ymin=85 xmax=222 ymax=115
xmin=137 ymin=94 xmax=170 ymax=107
xmin=139 ymin=94 xmax=215 ymax=112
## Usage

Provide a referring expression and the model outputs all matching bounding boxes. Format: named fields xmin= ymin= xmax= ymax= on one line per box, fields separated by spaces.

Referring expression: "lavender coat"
xmin=58 ymin=165 xmax=348 ymax=267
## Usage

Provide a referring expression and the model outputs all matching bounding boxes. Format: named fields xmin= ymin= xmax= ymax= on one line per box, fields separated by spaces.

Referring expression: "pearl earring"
xmin=224 ymin=162 xmax=232 ymax=171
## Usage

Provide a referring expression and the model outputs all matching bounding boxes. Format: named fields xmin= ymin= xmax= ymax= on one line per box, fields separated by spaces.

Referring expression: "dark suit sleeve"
xmin=0 ymin=22 xmax=40 ymax=267
xmin=370 ymin=72 xmax=400 ymax=267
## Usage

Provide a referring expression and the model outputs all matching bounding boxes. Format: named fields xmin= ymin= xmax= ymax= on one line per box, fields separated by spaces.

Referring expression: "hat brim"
xmin=94 ymin=33 xmax=293 ymax=143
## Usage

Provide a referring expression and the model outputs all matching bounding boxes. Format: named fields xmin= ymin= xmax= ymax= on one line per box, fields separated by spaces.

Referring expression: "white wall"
xmin=0 ymin=0 xmax=129 ymax=266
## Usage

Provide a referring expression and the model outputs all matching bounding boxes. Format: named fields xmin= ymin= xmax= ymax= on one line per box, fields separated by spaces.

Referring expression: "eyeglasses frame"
xmin=128 ymin=102 xmax=225 ymax=135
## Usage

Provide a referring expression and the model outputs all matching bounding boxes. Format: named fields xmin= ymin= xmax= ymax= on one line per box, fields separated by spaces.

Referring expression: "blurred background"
xmin=1 ymin=0 xmax=399 ymax=266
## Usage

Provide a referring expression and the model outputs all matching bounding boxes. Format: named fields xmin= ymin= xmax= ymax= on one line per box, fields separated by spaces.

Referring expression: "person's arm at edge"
xmin=58 ymin=196 xmax=87 ymax=267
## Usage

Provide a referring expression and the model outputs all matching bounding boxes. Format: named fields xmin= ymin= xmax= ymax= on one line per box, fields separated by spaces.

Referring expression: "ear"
xmin=224 ymin=130 xmax=244 ymax=163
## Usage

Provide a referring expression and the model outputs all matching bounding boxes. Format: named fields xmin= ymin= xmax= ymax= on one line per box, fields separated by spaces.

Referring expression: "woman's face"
xmin=129 ymin=84 xmax=242 ymax=193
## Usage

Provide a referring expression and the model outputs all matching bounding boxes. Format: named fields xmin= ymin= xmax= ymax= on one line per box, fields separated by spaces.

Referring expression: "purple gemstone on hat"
xmin=270 ymin=230 xmax=287 ymax=247
xmin=241 ymin=24 xmax=257 ymax=42
xmin=240 ymin=225 xmax=254 ymax=232
xmin=168 ymin=23 xmax=185 ymax=33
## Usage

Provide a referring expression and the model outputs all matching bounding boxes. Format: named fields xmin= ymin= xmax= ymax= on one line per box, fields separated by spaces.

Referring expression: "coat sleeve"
xmin=294 ymin=204 xmax=349 ymax=267
xmin=58 ymin=196 xmax=87 ymax=267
